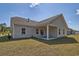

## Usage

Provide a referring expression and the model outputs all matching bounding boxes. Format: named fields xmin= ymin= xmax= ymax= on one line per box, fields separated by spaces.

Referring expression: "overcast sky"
xmin=0 ymin=3 xmax=79 ymax=31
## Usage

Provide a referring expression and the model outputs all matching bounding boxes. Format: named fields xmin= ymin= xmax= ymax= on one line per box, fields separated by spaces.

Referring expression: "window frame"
xmin=59 ymin=29 xmax=60 ymax=35
xmin=21 ymin=28 xmax=26 ymax=35
xmin=36 ymin=29 xmax=39 ymax=34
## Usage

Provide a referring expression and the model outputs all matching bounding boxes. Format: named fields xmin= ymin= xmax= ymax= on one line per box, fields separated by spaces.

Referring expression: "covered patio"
xmin=35 ymin=24 xmax=58 ymax=40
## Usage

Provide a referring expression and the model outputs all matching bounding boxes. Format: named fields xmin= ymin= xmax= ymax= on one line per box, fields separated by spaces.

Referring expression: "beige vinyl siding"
xmin=50 ymin=16 xmax=68 ymax=37
xmin=49 ymin=27 xmax=57 ymax=38
xmin=12 ymin=24 xmax=35 ymax=39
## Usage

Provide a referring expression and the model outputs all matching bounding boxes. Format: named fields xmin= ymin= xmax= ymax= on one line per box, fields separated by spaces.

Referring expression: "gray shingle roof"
xmin=39 ymin=14 xmax=63 ymax=24
xmin=11 ymin=13 xmax=68 ymax=27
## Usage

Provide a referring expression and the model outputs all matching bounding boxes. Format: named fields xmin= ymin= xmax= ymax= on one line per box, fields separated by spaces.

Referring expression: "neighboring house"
xmin=67 ymin=28 xmax=75 ymax=35
xmin=11 ymin=14 xmax=68 ymax=40
xmin=75 ymin=31 xmax=79 ymax=34
xmin=67 ymin=28 xmax=79 ymax=35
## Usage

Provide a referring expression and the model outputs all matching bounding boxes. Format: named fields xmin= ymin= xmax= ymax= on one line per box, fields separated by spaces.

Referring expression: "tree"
xmin=0 ymin=23 xmax=6 ymax=32
xmin=0 ymin=23 xmax=11 ymax=36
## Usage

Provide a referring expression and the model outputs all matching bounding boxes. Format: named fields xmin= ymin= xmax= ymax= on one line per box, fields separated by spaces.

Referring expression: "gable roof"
xmin=11 ymin=16 xmax=38 ymax=26
xmin=39 ymin=14 xmax=68 ymax=28
xmin=11 ymin=14 xmax=68 ymax=28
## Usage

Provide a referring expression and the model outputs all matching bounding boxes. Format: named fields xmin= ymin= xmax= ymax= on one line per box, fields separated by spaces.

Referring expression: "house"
xmin=11 ymin=14 xmax=68 ymax=40
xmin=67 ymin=28 xmax=79 ymax=35
xmin=67 ymin=28 xmax=76 ymax=35
xmin=75 ymin=31 xmax=79 ymax=34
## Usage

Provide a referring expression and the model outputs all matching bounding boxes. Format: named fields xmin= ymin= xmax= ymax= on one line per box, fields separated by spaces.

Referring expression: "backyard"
xmin=0 ymin=34 xmax=79 ymax=56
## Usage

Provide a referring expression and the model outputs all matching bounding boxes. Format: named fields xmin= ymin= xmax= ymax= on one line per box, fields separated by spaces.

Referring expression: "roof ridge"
xmin=11 ymin=16 xmax=37 ymax=23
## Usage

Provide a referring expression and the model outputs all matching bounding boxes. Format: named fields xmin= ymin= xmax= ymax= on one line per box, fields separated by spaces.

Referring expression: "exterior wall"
xmin=50 ymin=16 xmax=68 ymax=37
xmin=12 ymin=24 xmax=36 ymax=39
xmin=49 ymin=27 xmax=57 ymax=38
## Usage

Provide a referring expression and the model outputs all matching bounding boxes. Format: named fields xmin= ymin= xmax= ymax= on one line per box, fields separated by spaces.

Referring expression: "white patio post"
xmin=47 ymin=24 xmax=49 ymax=40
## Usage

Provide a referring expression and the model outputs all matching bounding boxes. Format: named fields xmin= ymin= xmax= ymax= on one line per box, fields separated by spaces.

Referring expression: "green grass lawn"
xmin=0 ymin=34 xmax=79 ymax=56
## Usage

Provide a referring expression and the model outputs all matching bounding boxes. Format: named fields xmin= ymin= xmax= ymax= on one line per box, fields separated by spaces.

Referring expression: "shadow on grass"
xmin=0 ymin=36 xmax=78 ymax=45
xmin=32 ymin=37 xmax=78 ymax=45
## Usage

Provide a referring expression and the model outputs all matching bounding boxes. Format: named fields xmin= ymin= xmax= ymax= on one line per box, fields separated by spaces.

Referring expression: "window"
xmin=63 ymin=29 xmax=65 ymax=34
xmin=22 ymin=28 xmax=26 ymax=34
xmin=36 ymin=29 xmax=39 ymax=34
xmin=59 ymin=29 xmax=60 ymax=35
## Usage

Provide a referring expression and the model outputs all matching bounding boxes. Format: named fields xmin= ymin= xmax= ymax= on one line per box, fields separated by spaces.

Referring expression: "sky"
xmin=0 ymin=3 xmax=79 ymax=31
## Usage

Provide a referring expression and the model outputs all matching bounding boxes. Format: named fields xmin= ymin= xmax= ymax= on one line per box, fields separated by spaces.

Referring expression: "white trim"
xmin=47 ymin=24 xmax=49 ymax=40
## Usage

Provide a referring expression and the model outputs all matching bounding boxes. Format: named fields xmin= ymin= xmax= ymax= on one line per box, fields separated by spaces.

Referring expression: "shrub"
xmin=0 ymin=36 xmax=11 ymax=42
